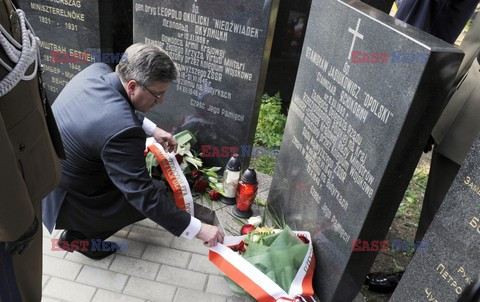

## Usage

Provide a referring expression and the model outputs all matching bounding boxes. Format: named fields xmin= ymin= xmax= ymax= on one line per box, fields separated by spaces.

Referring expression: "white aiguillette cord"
xmin=0 ymin=8 xmax=39 ymax=97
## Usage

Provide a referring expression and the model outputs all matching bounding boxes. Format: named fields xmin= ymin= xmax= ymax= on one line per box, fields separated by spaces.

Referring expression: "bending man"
xmin=43 ymin=43 xmax=223 ymax=260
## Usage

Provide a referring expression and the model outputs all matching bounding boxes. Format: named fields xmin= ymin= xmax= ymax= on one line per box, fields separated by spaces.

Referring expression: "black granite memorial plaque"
xmin=264 ymin=0 xmax=311 ymax=113
xmin=264 ymin=0 xmax=393 ymax=114
xmin=19 ymin=0 xmax=132 ymax=102
xmin=133 ymin=0 xmax=278 ymax=168
xmin=267 ymin=0 xmax=463 ymax=301
xmin=391 ymin=136 xmax=480 ymax=301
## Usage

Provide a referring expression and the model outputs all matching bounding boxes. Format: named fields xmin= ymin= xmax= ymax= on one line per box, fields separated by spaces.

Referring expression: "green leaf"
xmin=254 ymin=198 xmax=266 ymax=206
xmin=254 ymin=93 xmax=287 ymax=148
xmin=209 ymin=182 xmax=225 ymax=195
xmin=145 ymin=152 xmax=159 ymax=177
xmin=184 ymin=156 xmax=203 ymax=169
xmin=204 ymin=171 xmax=220 ymax=178
xmin=173 ymin=130 xmax=197 ymax=146
xmin=227 ymin=212 xmax=249 ymax=227
xmin=202 ymin=166 xmax=222 ymax=172
xmin=202 ymin=192 xmax=213 ymax=211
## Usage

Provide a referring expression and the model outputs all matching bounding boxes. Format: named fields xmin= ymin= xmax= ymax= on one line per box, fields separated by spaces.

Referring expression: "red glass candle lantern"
xmin=233 ymin=167 xmax=258 ymax=218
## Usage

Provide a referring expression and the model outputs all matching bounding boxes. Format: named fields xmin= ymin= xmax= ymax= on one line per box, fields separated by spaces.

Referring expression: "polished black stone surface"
xmin=19 ymin=0 xmax=132 ymax=102
xmin=263 ymin=0 xmax=312 ymax=113
xmin=391 ymin=136 xmax=480 ymax=301
xmin=133 ymin=0 xmax=278 ymax=169
xmin=361 ymin=0 xmax=395 ymax=13
xmin=267 ymin=0 xmax=463 ymax=301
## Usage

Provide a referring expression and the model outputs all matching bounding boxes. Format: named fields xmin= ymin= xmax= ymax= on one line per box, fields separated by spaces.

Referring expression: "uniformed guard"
xmin=0 ymin=0 xmax=63 ymax=300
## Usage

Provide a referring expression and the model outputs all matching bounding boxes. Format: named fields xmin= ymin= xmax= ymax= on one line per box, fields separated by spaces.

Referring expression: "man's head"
xmin=116 ymin=43 xmax=178 ymax=112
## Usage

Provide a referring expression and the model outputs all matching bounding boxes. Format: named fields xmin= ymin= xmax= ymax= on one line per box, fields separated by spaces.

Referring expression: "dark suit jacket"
xmin=432 ymin=13 xmax=480 ymax=165
xmin=43 ymin=63 xmax=191 ymax=236
xmin=395 ymin=0 xmax=479 ymax=44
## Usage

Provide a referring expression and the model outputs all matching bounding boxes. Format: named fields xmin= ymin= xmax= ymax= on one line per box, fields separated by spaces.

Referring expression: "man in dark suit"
xmin=394 ymin=0 xmax=480 ymax=243
xmin=395 ymin=0 xmax=479 ymax=44
xmin=43 ymin=43 xmax=223 ymax=260
xmin=417 ymin=12 xmax=480 ymax=243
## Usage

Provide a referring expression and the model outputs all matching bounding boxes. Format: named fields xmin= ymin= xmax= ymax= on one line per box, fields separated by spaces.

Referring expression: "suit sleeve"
xmin=136 ymin=112 xmax=157 ymax=136
xmin=0 ymin=114 xmax=35 ymax=242
xmin=454 ymin=13 xmax=480 ymax=85
xmin=101 ymin=126 xmax=191 ymax=236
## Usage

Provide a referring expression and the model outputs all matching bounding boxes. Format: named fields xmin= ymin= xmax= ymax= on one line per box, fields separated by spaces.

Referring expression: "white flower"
xmin=252 ymin=235 xmax=261 ymax=243
xmin=272 ymin=229 xmax=282 ymax=234
xmin=175 ymin=143 xmax=189 ymax=156
xmin=180 ymin=162 xmax=188 ymax=171
xmin=247 ymin=216 xmax=262 ymax=227
xmin=208 ymin=176 xmax=219 ymax=183
xmin=184 ymin=156 xmax=203 ymax=169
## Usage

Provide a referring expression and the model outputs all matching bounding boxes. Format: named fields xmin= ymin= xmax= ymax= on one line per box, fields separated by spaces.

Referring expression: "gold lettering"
xmin=30 ymin=2 xmax=85 ymax=22
xmin=436 ymin=263 xmax=464 ymax=295
xmin=469 ymin=216 xmax=480 ymax=234
xmin=436 ymin=263 xmax=445 ymax=273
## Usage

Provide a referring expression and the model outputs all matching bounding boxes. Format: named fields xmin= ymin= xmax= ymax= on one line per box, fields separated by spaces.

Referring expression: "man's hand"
xmin=152 ymin=127 xmax=178 ymax=153
xmin=4 ymin=216 xmax=39 ymax=255
xmin=196 ymin=223 xmax=224 ymax=247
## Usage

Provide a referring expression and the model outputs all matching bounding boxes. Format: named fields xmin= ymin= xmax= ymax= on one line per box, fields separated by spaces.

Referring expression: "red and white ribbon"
xmin=209 ymin=232 xmax=316 ymax=302
xmin=147 ymin=142 xmax=194 ymax=216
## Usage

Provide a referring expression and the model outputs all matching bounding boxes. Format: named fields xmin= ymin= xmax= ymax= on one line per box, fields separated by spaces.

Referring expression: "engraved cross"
xmin=348 ymin=18 xmax=364 ymax=60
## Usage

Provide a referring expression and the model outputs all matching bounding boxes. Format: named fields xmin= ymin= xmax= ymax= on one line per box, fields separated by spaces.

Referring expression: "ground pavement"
xmin=40 ymin=172 xmax=364 ymax=302
xmin=39 ymin=173 xmax=274 ymax=302
xmin=41 ymin=219 xmax=246 ymax=302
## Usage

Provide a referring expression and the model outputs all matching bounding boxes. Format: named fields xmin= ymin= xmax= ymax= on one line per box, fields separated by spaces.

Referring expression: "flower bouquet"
xmin=209 ymin=213 xmax=316 ymax=302
xmin=145 ymin=130 xmax=224 ymax=214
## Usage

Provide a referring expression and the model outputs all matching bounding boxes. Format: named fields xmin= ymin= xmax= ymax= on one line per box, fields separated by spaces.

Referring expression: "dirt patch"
xmin=362 ymin=152 xmax=431 ymax=301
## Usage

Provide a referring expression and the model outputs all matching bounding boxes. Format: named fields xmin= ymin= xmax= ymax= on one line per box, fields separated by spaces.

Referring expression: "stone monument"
xmin=268 ymin=0 xmax=463 ymax=301
xmin=19 ymin=0 xmax=132 ymax=102
xmin=391 ymin=135 xmax=480 ymax=301
xmin=133 ymin=0 xmax=279 ymax=168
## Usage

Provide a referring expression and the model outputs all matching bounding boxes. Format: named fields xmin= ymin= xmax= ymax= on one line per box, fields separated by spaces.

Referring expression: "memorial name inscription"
xmin=287 ymin=18 xmax=400 ymax=248
xmin=134 ymin=0 xmax=278 ymax=167
xmin=268 ymin=0 xmax=463 ymax=301
xmin=136 ymin=1 xmax=259 ymax=118
xmin=392 ymin=137 xmax=480 ymax=301
xmin=22 ymin=0 xmax=91 ymax=97
xmin=20 ymin=0 xmax=132 ymax=101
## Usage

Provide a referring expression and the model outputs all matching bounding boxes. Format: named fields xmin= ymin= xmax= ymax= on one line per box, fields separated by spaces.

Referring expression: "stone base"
xmin=192 ymin=173 xmax=365 ymax=302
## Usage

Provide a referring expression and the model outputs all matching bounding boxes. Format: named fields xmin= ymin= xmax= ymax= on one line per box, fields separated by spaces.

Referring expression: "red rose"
xmin=193 ymin=178 xmax=208 ymax=193
xmin=175 ymin=154 xmax=183 ymax=165
xmin=231 ymin=240 xmax=246 ymax=253
xmin=297 ymin=234 xmax=310 ymax=244
xmin=209 ymin=190 xmax=221 ymax=201
xmin=240 ymin=224 xmax=255 ymax=235
xmin=191 ymin=170 xmax=202 ymax=179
